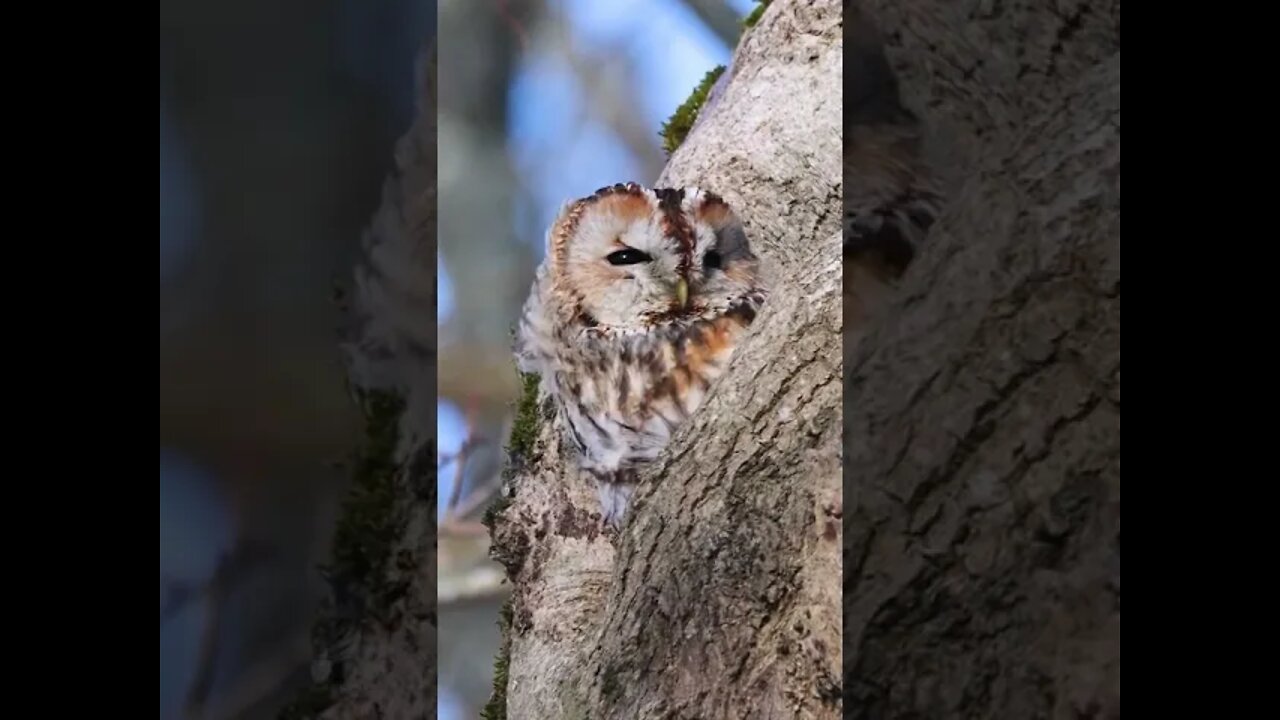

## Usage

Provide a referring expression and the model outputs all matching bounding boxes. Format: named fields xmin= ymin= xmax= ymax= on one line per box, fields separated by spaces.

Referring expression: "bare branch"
xmin=443 ymin=405 xmax=501 ymax=526
xmin=445 ymin=407 xmax=479 ymax=516
xmin=206 ymin=635 xmax=312 ymax=720
xmin=160 ymin=579 xmax=199 ymax=624
xmin=183 ymin=563 xmax=230 ymax=718
xmin=451 ymin=477 xmax=501 ymax=520
xmin=170 ymin=539 xmax=273 ymax=719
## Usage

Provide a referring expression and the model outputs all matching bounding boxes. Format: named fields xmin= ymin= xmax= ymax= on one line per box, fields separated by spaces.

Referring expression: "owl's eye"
xmin=703 ymin=250 xmax=723 ymax=271
xmin=606 ymin=248 xmax=652 ymax=266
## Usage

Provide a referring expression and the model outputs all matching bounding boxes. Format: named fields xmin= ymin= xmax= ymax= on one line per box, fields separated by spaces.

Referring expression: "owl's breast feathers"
xmin=545 ymin=294 xmax=762 ymax=477
xmin=637 ymin=300 xmax=756 ymax=418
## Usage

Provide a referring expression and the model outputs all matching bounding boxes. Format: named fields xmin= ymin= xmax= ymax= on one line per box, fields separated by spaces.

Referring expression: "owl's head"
xmin=545 ymin=183 xmax=760 ymax=333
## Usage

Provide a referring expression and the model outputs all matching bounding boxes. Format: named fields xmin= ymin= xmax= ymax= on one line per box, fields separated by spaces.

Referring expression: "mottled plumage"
xmin=515 ymin=183 xmax=766 ymax=528
xmin=843 ymin=123 xmax=942 ymax=279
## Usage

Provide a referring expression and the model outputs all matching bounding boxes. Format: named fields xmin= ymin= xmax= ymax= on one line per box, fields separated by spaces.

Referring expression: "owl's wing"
xmin=513 ymin=262 xmax=554 ymax=375
xmin=513 ymin=197 xmax=583 ymax=375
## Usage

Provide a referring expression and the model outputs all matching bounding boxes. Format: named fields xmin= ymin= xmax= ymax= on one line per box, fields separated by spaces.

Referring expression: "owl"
xmin=514 ymin=182 xmax=767 ymax=528
xmin=843 ymin=120 xmax=943 ymax=334
xmin=843 ymin=2 xmax=944 ymax=318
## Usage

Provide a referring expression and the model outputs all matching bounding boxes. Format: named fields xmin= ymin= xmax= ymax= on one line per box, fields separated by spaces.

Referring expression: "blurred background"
xmin=436 ymin=1 xmax=759 ymax=719
xmin=160 ymin=1 xmax=430 ymax=718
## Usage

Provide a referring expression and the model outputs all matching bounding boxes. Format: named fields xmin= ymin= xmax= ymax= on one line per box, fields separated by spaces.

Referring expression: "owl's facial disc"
xmin=680 ymin=199 xmax=759 ymax=317
xmin=555 ymin=185 xmax=760 ymax=332
xmin=594 ymin=235 xmax=688 ymax=325
xmin=605 ymin=244 xmax=689 ymax=311
xmin=557 ymin=198 xmax=684 ymax=328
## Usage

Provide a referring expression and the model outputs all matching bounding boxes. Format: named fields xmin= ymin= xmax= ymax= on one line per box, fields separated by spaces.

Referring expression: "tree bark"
xmin=488 ymin=2 xmax=844 ymax=719
xmin=843 ymin=1 xmax=1120 ymax=718
xmin=291 ymin=46 xmax=439 ymax=720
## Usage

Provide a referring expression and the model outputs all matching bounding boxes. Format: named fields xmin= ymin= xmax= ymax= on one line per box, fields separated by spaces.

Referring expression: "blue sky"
xmin=437 ymin=0 xmax=753 ymax=520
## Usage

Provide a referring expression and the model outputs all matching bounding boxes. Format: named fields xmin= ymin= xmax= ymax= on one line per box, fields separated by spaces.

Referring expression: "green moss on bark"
xmin=328 ymin=390 xmax=405 ymax=609
xmin=742 ymin=0 xmax=771 ymax=28
xmin=277 ymin=389 xmax=405 ymax=720
xmin=480 ymin=597 xmax=515 ymax=720
xmin=658 ymin=1 xmax=768 ymax=157
xmin=482 ymin=491 xmax=513 ymax=532
xmin=487 ymin=369 xmax=541 ymax=529
xmin=506 ymin=371 xmax=542 ymax=469
xmin=659 ymin=65 xmax=725 ymax=156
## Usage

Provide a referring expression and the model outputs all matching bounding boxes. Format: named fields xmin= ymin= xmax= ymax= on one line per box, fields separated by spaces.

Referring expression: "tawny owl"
xmin=843 ymin=1 xmax=944 ymax=329
xmin=514 ymin=182 xmax=767 ymax=528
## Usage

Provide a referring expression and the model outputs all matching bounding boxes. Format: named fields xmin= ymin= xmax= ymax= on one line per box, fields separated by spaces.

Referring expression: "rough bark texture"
xmin=843 ymin=1 xmax=1120 ymax=718
xmin=489 ymin=2 xmax=844 ymax=719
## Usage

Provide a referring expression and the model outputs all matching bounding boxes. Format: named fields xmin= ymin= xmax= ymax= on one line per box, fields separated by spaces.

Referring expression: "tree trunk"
xmin=488 ymin=2 xmax=844 ymax=719
xmin=282 ymin=46 xmax=440 ymax=720
xmin=843 ymin=1 xmax=1120 ymax=718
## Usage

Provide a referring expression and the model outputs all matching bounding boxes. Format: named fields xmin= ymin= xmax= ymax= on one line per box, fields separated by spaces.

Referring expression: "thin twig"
xmin=494 ymin=0 xmax=529 ymax=51
xmin=168 ymin=539 xmax=272 ymax=720
xmin=160 ymin=579 xmax=199 ymax=625
xmin=445 ymin=404 xmax=486 ymax=519
xmin=444 ymin=452 xmax=469 ymax=514
xmin=451 ymin=478 xmax=501 ymax=520
xmin=184 ymin=570 xmax=227 ymax=720
xmin=438 ymin=436 xmax=489 ymax=471
xmin=205 ymin=634 xmax=312 ymax=720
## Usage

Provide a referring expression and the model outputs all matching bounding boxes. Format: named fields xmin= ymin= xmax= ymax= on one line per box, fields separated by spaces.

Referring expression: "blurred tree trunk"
xmin=436 ymin=0 xmax=538 ymax=417
xmin=160 ymin=1 xmax=428 ymax=717
xmin=844 ymin=0 xmax=1120 ymax=718
xmin=288 ymin=44 xmax=440 ymax=720
xmin=488 ymin=1 xmax=843 ymax=718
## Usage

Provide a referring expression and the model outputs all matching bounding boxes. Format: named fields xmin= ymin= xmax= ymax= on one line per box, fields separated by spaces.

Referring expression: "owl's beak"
xmin=675 ymin=278 xmax=689 ymax=309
